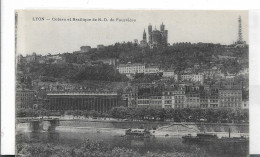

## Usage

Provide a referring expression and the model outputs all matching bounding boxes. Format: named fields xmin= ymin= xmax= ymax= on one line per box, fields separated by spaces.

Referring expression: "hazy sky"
xmin=16 ymin=10 xmax=248 ymax=55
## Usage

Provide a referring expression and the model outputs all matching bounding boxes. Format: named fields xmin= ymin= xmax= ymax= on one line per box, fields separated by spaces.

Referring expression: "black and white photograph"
xmin=15 ymin=10 xmax=249 ymax=157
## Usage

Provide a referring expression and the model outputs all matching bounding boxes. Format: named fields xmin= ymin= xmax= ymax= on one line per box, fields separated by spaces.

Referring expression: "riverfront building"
xmin=46 ymin=91 xmax=120 ymax=112
xmin=162 ymin=92 xmax=175 ymax=109
xmin=136 ymin=84 xmax=243 ymax=109
xmin=186 ymin=93 xmax=200 ymax=108
xmin=219 ymin=89 xmax=242 ymax=108
xmin=16 ymin=90 xmax=35 ymax=109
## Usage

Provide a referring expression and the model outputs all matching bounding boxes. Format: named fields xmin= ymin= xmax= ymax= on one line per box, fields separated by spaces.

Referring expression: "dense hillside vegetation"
xmin=17 ymin=42 xmax=248 ymax=83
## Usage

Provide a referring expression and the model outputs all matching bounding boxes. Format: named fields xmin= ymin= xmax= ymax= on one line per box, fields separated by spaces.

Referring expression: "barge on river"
xmin=182 ymin=132 xmax=248 ymax=144
xmin=125 ymin=129 xmax=151 ymax=138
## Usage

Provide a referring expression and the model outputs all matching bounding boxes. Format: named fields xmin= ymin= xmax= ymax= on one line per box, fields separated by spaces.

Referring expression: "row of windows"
xmin=118 ymin=66 xmax=145 ymax=69
xmin=137 ymin=100 xmax=149 ymax=104
xmin=137 ymin=101 xmax=224 ymax=105
xmin=187 ymin=99 xmax=200 ymax=102
xmin=138 ymin=95 xmax=241 ymax=100
xmin=163 ymin=91 xmax=185 ymax=95
xmin=137 ymin=97 xmax=149 ymax=100
xmin=150 ymin=96 xmax=162 ymax=99
xmin=138 ymin=101 xmax=242 ymax=106
xmin=119 ymin=69 xmax=144 ymax=72
xmin=119 ymin=68 xmax=144 ymax=71
xmin=181 ymin=76 xmax=203 ymax=80
xmin=219 ymin=92 xmax=242 ymax=96
xmin=220 ymin=102 xmax=241 ymax=105
xmin=17 ymin=93 xmax=34 ymax=97
xmin=219 ymin=104 xmax=241 ymax=107
xmin=220 ymin=96 xmax=242 ymax=99
xmin=220 ymin=98 xmax=242 ymax=101
xmin=136 ymin=104 xmax=243 ymax=108
xmin=137 ymin=97 xmax=242 ymax=103
xmin=150 ymin=101 xmax=161 ymax=104
xmin=175 ymin=95 xmax=185 ymax=99
xmin=18 ymin=98 xmax=34 ymax=101
xmin=209 ymin=104 xmax=218 ymax=107
xmin=119 ymin=70 xmax=144 ymax=73
xmin=164 ymin=105 xmax=172 ymax=108
xmin=164 ymin=100 xmax=172 ymax=104
xmin=175 ymin=100 xmax=184 ymax=103
xmin=200 ymin=104 xmax=208 ymax=108
xmin=165 ymin=96 xmax=172 ymax=99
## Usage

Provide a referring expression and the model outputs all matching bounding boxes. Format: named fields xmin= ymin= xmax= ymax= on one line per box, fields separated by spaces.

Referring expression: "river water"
xmin=16 ymin=121 xmax=249 ymax=157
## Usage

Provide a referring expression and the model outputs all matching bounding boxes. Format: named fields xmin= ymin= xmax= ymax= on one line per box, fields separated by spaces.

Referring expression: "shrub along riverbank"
xmin=16 ymin=139 xmax=206 ymax=157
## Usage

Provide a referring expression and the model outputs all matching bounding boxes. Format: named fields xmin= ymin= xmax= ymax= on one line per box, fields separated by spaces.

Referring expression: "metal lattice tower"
xmin=238 ymin=16 xmax=243 ymax=43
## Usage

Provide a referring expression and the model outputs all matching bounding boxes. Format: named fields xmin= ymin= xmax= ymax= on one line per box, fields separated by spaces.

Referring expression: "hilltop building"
xmin=140 ymin=23 xmax=168 ymax=48
xmin=140 ymin=29 xmax=148 ymax=48
xmin=80 ymin=45 xmax=91 ymax=53
xmin=97 ymin=44 xmax=104 ymax=50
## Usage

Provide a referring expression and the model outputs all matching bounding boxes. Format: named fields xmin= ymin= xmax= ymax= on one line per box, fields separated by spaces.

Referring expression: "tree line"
xmin=109 ymin=107 xmax=248 ymax=123
xmin=17 ymin=62 xmax=128 ymax=83
xmin=17 ymin=107 xmax=248 ymax=123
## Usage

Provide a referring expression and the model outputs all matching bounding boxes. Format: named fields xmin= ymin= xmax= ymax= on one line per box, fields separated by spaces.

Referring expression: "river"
xmin=16 ymin=120 xmax=249 ymax=157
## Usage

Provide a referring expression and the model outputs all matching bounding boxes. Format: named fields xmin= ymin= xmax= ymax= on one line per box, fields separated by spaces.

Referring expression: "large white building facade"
xmin=117 ymin=63 xmax=145 ymax=74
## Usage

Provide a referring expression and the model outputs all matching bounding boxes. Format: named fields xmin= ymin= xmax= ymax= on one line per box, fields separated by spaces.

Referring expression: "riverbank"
xmin=16 ymin=117 xmax=249 ymax=137
xmin=17 ymin=116 xmax=249 ymax=125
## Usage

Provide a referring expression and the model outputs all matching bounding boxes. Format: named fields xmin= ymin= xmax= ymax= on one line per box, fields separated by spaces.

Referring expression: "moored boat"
xmin=125 ymin=128 xmax=151 ymax=138
xmin=182 ymin=129 xmax=248 ymax=144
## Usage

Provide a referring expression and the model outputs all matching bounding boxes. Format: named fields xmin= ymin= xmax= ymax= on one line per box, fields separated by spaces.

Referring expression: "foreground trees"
xmin=16 ymin=139 xmax=206 ymax=157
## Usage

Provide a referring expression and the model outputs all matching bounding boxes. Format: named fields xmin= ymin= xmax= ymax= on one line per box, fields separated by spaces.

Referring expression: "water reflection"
xmin=27 ymin=132 xmax=60 ymax=143
xmin=16 ymin=125 xmax=249 ymax=157
xmin=189 ymin=142 xmax=248 ymax=157
xmin=47 ymin=132 xmax=60 ymax=142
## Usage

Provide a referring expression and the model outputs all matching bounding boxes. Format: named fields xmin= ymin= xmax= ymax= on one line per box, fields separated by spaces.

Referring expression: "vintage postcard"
xmin=15 ymin=10 xmax=249 ymax=157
